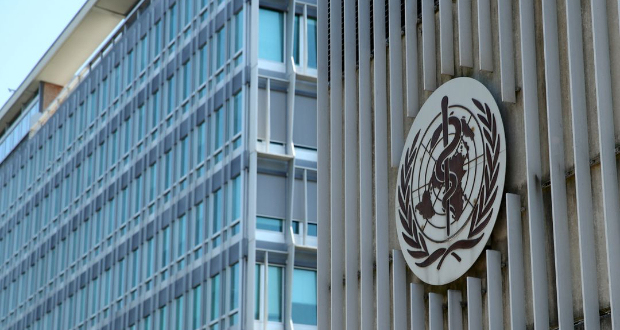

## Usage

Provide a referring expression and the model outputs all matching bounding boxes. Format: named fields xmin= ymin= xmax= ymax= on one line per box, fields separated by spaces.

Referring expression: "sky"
xmin=0 ymin=0 xmax=88 ymax=109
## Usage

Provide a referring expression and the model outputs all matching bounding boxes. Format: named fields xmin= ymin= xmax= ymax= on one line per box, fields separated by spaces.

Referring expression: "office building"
xmin=0 ymin=0 xmax=318 ymax=329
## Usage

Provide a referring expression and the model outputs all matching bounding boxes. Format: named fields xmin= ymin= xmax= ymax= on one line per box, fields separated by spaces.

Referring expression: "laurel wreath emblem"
xmin=397 ymin=98 xmax=501 ymax=269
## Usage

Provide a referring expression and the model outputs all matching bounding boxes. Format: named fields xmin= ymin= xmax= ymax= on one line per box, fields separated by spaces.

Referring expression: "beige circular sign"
xmin=395 ymin=78 xmax=506 ymax=285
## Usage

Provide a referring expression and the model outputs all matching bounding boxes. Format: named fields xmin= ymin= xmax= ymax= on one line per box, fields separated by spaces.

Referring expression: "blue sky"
xmin=0 ymin=0 xmax=88 ymax=109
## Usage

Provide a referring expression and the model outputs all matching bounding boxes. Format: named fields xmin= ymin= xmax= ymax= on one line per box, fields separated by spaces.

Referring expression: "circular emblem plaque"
xmin=396 ymin=78 xmax=506 ymax=285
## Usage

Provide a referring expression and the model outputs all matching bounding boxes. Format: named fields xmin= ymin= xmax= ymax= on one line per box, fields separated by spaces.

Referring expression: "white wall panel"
xmin=506 ymin=194 xmax=526 ymax=330
xmin=565 ymin=0 xmax=600 ymax=328
xmin=498 ymin=0 xmax=515 ymax=102
xmin=422 ymin=0 xmax=436 ymax=90
xmin=439 ymin=0 xmax=454 ymax=75
xmin=405 ymin=0 xmax=418 ymax=116
xmin=388 ymin=0 xmax=404 ymax=166
xmin=477 ymin=0 xmax=493 ymax=71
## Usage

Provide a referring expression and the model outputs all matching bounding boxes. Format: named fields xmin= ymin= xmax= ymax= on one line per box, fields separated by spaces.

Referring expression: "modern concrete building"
xmin=318 ymin=0 xmax=620 ymax=329
xmin=0 ymin=0 xmax=318 ymax=329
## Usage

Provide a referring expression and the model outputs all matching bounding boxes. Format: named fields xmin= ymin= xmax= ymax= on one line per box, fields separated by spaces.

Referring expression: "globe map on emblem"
xmin=395 ymin=78 xmax=507 ymax=285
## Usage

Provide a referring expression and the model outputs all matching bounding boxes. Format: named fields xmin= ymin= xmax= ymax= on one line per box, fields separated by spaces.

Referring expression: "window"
xmin=151 ymin=90 xmax=160 ymax=132
xmin=137 ymin=105 xmax=145 ymax=143
xmin=168 ymin=4 xmax=177 ymax=45
xmin=180 ymin=137 xmax=189 ymax=181
xmin=164 ymin=151 xmax=172 ymax=191
xmin=268 ymin=266 xmax=283 ymax=322
xmin=307 ymin=18 xmax=317 ymax=68
xmin=213 ymin=189 xmax=222 ymax=236
xmin=140 ymin=36 xmax=148 ymax=73
xmin=232 ymin=176 xmax=241 ymax=222
xmin=199 ymin=46 xmax=208 ymax=86
xmin=154 ymin=20 xmax=162 ymax=58
xmin=149 ymin=164 xmax=157 ymax=203
xmin=233 ymin=91 xmax=242 ymax=148
xmin=167 ymin=76 xmax=176 ymax=117
xmin=162 ymin=227 xmax=171 ymax=268
xmin=210 ymin=274 xmax=220 ymax=323
xmin=192 ymin=285 xmax=202 ymax=329
xmin=257 ymin=216 xmax=283 ymax=232
xmin=184 ymin=0 xmax=193 ymax=28
xmin=216 ymin=26 xmax=227 ymax=82
xmin=183 ymin=60 xmax=191 ymax=101
xmin=292 ymin=269 xmax=317 ymax=325
xmin=194 ymin=202 xmax=204 ymax=246
xmin=176 ymin=296 xmax=184 ymax=329
xmin=213 ymin=107 xmax=224 ymax=158
xmin=126 ymin=50 xmax=134 ymax=87
xmin=259 ymin=9 xmax=284 ymax=62
xmin=176 ymin=215 xmax=187 ymax=259
xmin=308 ymin=223 xmax=317 ymax=236
xmin=234 ymin=10 xmax=243 ymax=52
xmin=229 ymin=263 xmax=239 ymax=318
xmin=293 ymin=13 xmax=317 ymax=70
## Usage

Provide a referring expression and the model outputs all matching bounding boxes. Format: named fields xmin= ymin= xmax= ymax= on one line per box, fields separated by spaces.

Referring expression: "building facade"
xmin=0 ymin=0 xmax=318 ymax=329
xmin=318 ymin=0 xmax=620 ymax=329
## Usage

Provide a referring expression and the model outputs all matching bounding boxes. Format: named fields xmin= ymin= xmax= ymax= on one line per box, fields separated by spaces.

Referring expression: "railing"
xmin=0 ymin=98 xmax=40 ymax=165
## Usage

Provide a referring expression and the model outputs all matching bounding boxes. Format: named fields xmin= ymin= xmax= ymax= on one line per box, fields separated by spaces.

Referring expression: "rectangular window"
xmin=193 ymin=285 xmax=202 ymax=329
xmin=168 ymin=4 xmax=177 ymax=44
xmin=184 ymin=0 xmax=193 ymax=27
xmin=292 ymin=269 xmax=317 ymax=325
xmin=154 ymin=20 xmax=162 ymax=56
xmin=126 ymin=50 xmax=134 ymax=86
xmin=214 ymin=107 xmax=223 ymax=151
xmin=149 ymin=164 xmax=157 ymax=203
xmin=199 ymin=47 xmax=208 ymax=85
xmin=180 ymin=137 xmax=188 ymax=179
xmin=183 ymin=61 xmax=191 ymax=100
xmin=212 ymin=189 xmax=222 ymax=234
xmin=293 ymin=15 xmax=300 ymax=65
xmin=89 ymin=90 xmax=97 ymax=123
xmin=162 ymin=227 xmax=171 ymax=268
xmin=140 ymin=37 xmax=148 ymax=72
xmin=234 ymin=9 xmax=243 ymax=53
xmin=254 ymin=264 xmax=260 ymax=320
xmin=308 ymin=223 xmax=317 ymax=236
xmin=164 ymin=151 xmax=172 ymax=190
xmin=268 ymin=266 xmax=283 ymax=322
xmin=159 ymin=306 xmax=168 ymax=329
xmin=256 ymin=216 xmax=283 ymax=232
xmin=216 ymin=27 xmax=226 ymax=69
xmin=210 ymin=274 xmax=220 ymax=322
xmin=232 ymin=176 xmax=241 ymax=221
xmin=258 ymin=9 xmax=284 ymax=62
xmin=114 ymin=64 xmax=122 ymax=98
xmin=137 ymin=105 xmax=145 ymax=142
xmin=195 ymin=123 xmax=205 ymax=169
xmin=195 ymin=202 xmax=204 ymax=246
xmin=307 ymin=18 xmax=317 ymax=68
xmin=230 ymin=263 xmax=239 ymax=311
xmin=176 ymin=296 xmax=184 ymax=329
xmin=177 ymin=215 xmax=187 ymax=258
xmin=135 ymin=175 xmax=143 ymax=214
xmin=167 ymin=76 xmax=176 ymax=115
xmin=152 ymin=90 xmax=160 ymax=131
xmin=101 ymin=78 xmax=109 ymax=110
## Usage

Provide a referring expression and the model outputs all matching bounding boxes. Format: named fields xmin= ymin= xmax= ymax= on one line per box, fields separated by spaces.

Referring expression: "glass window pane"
xmin=307 ymin=18 xmax=317 ymax=69
xmin=258 ymin=9 xmax=283 ymax=62
xmin=193 ymin=285 xmax=202 ymax=329
xmin=256 ymin=216 xmax=283 ymax=232
xmin=210 ymin=274 xmax=220 ymax=321
xmin=235 ymin=9 xmax=243 ymax=52
xmin=232 ymin=176 xmax=241 ymax=221
xmin=308 ymin=223 xmax=317 ymax=236
xmin=254 ymin=264 xmax=261 ymax=320
xmin=293 ymin=15 xmax=300 ymax=65
xmin=216 ymin=27 xmax=226 ymax=68
xmin=267 ymin=266 xmax=282 ymax=322
xmin=292 ymin=269 xmax=317 ymax=325
xmin=230 ymin=263 xmax=239 ymax=311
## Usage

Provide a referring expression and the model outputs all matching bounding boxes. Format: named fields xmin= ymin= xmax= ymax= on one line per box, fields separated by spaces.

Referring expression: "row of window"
xmin=0 ymin=0 xmax=246 ymax=221
xmin=0 ymin=87 xmax=243 ymax=270
xmin=258 ymin=7 xmax=317 ymax=72
xmin=255 ymin=265 xmax=317 ymax=326
xmin=22 ymin=261 xmax=240 ymax=330
xmin=0 ymin=170 xmax=243 ymax=325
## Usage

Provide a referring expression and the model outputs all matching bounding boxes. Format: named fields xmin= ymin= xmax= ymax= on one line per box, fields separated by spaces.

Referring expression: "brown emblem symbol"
xmin=396 ymin=78 xmax=506 ymax=285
